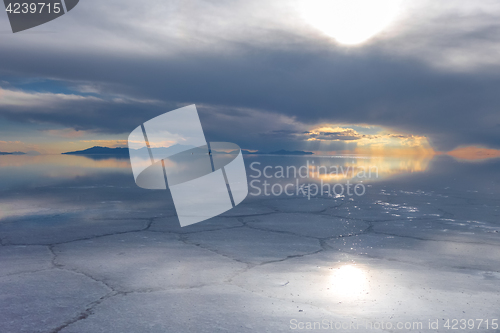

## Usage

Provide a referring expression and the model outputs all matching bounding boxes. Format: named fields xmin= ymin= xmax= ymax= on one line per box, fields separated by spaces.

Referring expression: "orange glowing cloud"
xmin=446 ymin=146 xmax=500 ymax=161
xmin=306 ymin=126 xmax=362 ymax=141
xmin=306 ymin=124 xmax=436 ymax=156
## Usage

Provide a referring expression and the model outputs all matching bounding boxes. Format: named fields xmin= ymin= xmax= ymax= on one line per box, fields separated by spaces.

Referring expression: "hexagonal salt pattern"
xmin=247 ymin=213 xmax=368 ymax=239
xmin=0 ymin=245 xmax=52 ymax=277
xmin=0 ymin=215 xmax=150 ymax=245
xmin=54 ymin=232 xmax=247 ymax=292
xmin=149 ymin=216 xmax=244 ymax=234
xmin=59 ymin=285 xmax=369 ymax=333
xmin=184 ymin=227 xmax=322 ymax=264
xmin=0 ymin=270 xmax=110 ymax=333
xmin=231 ymin=250 xmax=500 ymax=327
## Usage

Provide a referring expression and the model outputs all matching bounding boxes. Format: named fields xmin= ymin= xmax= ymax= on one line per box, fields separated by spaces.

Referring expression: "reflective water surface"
xmin=1 ymin=153 xmax=499 ymax=332
xmin=1 ymin=152 xmax=499 ymax=199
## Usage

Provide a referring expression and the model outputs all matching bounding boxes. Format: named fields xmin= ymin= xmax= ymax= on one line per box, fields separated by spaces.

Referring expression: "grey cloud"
xmin=1 ymin=0 xmax=500 ymax=151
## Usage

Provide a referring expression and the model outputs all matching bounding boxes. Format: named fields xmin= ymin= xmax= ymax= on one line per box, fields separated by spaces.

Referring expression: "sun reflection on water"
xmin=308 ymin=154 xmax=433 ymax=182
xmin=330 ymin=265 xmax=370 ymax=299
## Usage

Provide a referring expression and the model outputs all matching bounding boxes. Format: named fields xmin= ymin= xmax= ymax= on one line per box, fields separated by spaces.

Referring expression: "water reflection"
xmin=0 ymin=153 xmax=434 ymax=192
xmin=0 ymin=155 xmax=131 ymax=190
xmin=309 ymin=155 xmax=432 ymax=182
xmin=0 ymin=155 xmax=130 ymax=169
xmin=0 ymin=153 xmax=499 ymax=228
xmin=246 ymin=154 xmax=433 ymax=185
xmin=330 ymin=264 xmax=370 ymax=299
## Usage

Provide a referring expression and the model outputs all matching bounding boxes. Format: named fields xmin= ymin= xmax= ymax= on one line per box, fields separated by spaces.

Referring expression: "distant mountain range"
xmin=62 ymin=146 xmax=130 ymax=155
xmin=0 ymin=151 xmax=26 ymax=155
xmin=62 ymin=146 xmax=314 ymax=156
xmin=242 ymin=149 xmax=314 ymax=155
xmin=62 ymin=144 xmax=197 ymax=157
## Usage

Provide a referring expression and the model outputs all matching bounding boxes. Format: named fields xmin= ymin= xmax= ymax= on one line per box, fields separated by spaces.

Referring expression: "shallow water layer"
xmin=0 ymin=154 xmax=499 ymax=332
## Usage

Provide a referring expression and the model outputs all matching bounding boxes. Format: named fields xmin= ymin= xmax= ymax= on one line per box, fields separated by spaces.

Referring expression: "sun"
xmin=300 ymin=0 xmax=401 ymax=45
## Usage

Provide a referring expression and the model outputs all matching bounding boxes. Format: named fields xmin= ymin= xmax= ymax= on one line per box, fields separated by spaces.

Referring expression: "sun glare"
xmin=330 ymin=265 xmax=369 ymax=298
xmin=300 ymin=0 xmax=401 ymax=45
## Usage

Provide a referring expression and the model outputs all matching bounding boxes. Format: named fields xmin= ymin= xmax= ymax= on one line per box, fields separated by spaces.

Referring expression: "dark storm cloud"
xmin=0 ymin=87 xmax=178 ymax=134
xmin=1 ymin=0 xmax=500 ymax=151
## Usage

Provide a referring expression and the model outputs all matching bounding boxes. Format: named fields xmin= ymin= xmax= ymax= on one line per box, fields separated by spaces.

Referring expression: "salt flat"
xmin=0 ymin=155 xmax=499 ymax=332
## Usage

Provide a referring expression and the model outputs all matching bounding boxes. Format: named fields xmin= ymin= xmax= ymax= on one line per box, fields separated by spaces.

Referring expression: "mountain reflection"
xmin=0 ymin=153 xmax=434 ymax=191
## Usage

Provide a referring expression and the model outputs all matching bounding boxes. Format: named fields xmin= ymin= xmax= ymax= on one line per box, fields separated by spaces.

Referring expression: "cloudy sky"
xmin=1 ymin=0 xmax=500 ymax=155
